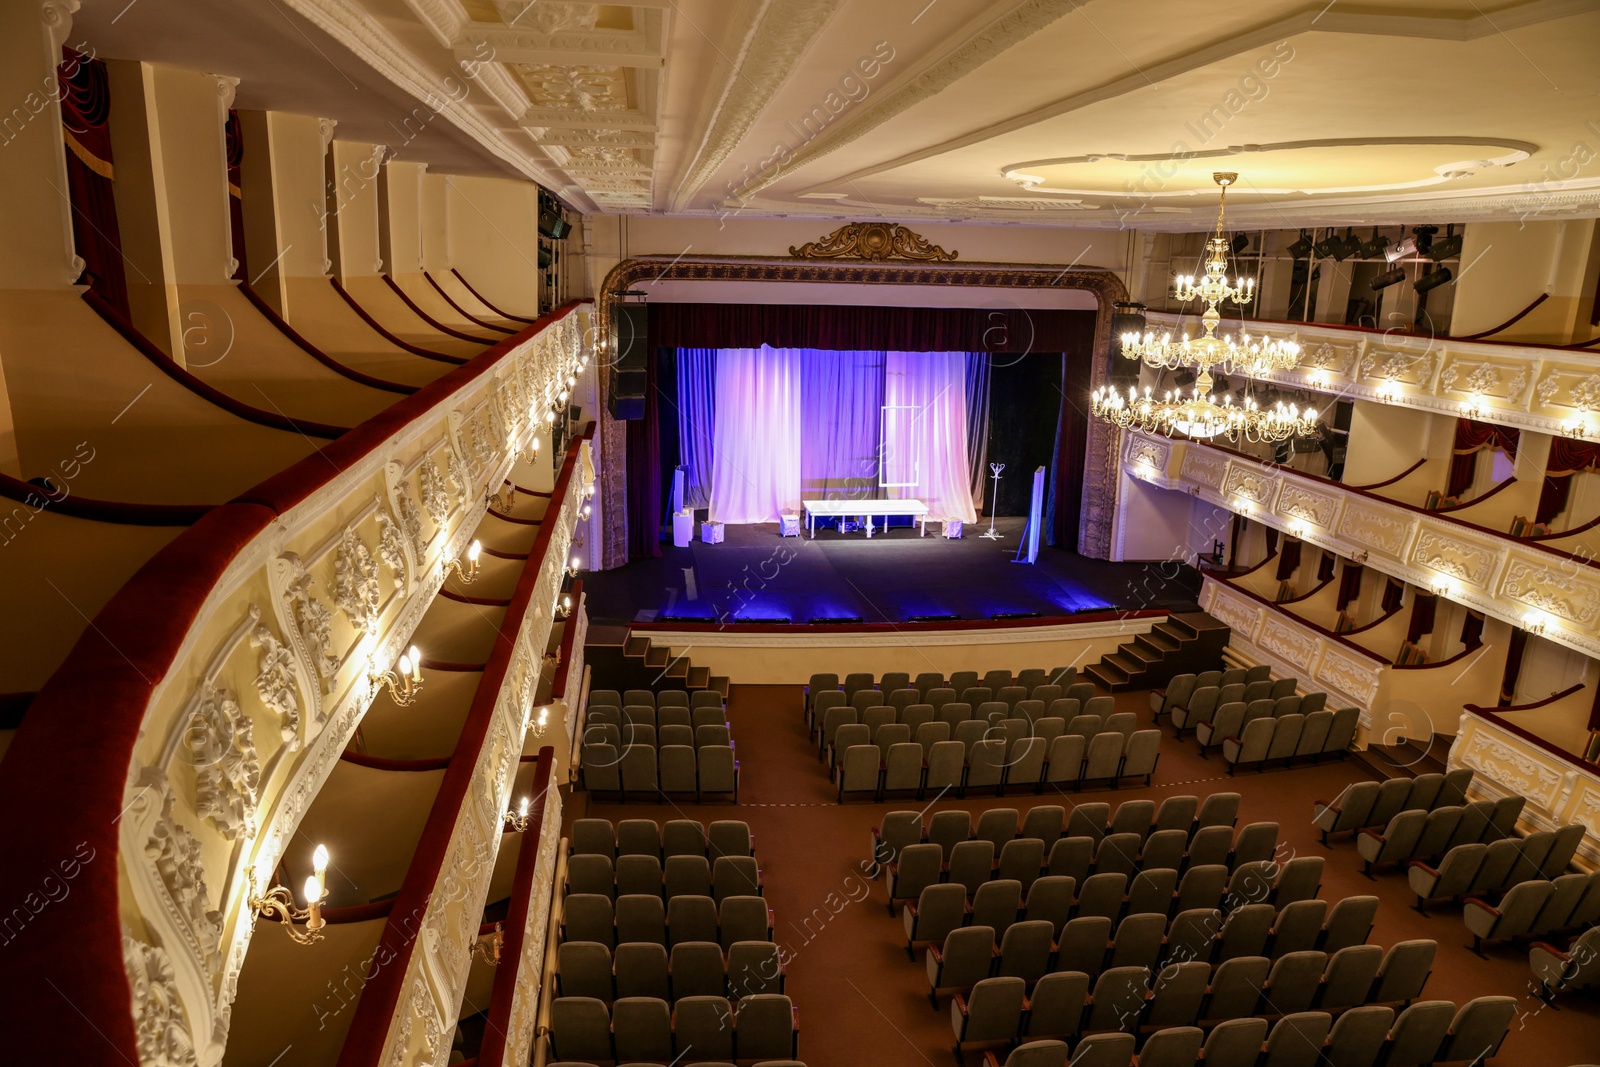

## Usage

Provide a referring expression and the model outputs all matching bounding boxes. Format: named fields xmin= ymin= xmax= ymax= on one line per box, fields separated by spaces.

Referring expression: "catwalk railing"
xmin=0 ymin=302 xmax=594 ymax=1067
xmin=1125 ymin=431 xmax=1600 ymax=662
xmin=1142 ymin=309 xmax=1600 ymax=439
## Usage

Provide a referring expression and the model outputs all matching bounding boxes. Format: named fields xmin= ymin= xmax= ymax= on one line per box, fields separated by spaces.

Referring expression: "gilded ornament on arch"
xmin=789 ymin=222 xmax=957 ymax=262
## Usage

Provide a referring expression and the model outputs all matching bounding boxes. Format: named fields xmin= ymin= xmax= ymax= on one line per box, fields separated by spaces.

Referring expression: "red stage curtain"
xmin=1536 ymin=437 xmax=1600 ymax=524
xmin=1381 ymin=577 xmax=1405 ymax=613
xmin=1275 ymin=538 xmax=1301 ymax=581
xmin=1407 ymin=593 xmax=1437 ymax=644
xmin=1460 ymin=609 xmax=1484 ymax=651
xmin=1499 ymin=627 xmax=1530 ymax=706
xmin=1448 ymin=418 xmax=1520 ymax=498
xmin=1316 ymin=551 xmax=1335 ymax=582
xmin=647 ymin=302 xmax=1095 ymax=354
xmin=625 ymin=348 xmax=662 ymax=560
xmin=1336 ymin=563 xmax=1364 ymax=610
xmin=58 ymin=47 xmax=128 ymax=317
xmin=226 ymin=110 xmax=246 ymax=281
xmin=1264 ymin=525 xmax=1279 ymax=557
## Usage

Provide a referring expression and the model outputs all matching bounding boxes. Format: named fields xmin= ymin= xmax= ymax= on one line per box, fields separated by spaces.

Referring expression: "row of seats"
xmin=812 ymin=692 xmax=1111 ymax=752
xmin=942 ymin=940 xmax=1441 ymax=1054
xmin=561 ymin=893 xmax=774 ymax=951
xmin=1312 ymin=771 xmax=1476 ymax=842
xmin=1222 ymin=708 xmax=1360 ymax=773
xmin=1530 ymin=925 xmax=1600 ymax=1000
xmin=970 ymin=996 xmax=1512 ymax=1067
xmin=812 ymin=684 xmax=1099 ymax=729
xmin=1149 ymin=665 xmax=1273 ymax=722
xmin=1357 ymin=803 xmax=1572 ymax=877
xmin=807 ymin=667 xmax=1082 ymax=710
xmin=569 ymin=817 xmax=754 ymax=861
xmin=548 ymin=993 xmax=798 ymax=1064
xmin=1174 ymin=680 xmax=1310 ymax=735
xmin=579 ymin=741 xmax=739 ymax=803
xmin=884 ymin=820 xmax=1282 ymax=909
xmin=589 ymin=706 xmax=730 ymax=733
xmin=836 ymin=728 xmax=1162 ymax=801
xmin=565 ymin=853 xmax=762 ymax=902
xmin=1405 ymin=823 xmax=1588 ymax=910
xmin=592 ymin=687 xmax=725 ymax=711
xmin=824 ymin=712 xmax=1143 ymax=779
xmin=920 ymin=897 xmax=1386 ymax=998
xmin=556 ymin=938 xmax=784 ymax=1003
xmin=1464 ymin=868 xmax=1600 ymax=953
xmin=818 ymin=701 xmax=1133 ymax=764
xmin=870 ymin=797 xmax=1241 ymax=869
xmin=1195 ymin=694 xmax=1332 ymax=752
xmin=586 ymin=721 xmax=733 ymax=749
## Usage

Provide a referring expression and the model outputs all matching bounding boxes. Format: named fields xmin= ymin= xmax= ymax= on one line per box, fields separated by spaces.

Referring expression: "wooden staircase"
xmin=1358 ymin=733 xmax=1454 ymax=780
xmin=585 ymin=626 xmax=729 ymax=699
xmin=1083 ymin=611 xmax=1232 ymax=692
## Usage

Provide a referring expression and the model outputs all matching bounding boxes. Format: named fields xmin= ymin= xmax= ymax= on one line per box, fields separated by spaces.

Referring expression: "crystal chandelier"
xmin=1093 ymin=367 xmax=1319 ymax=444
xmin=1120 ymin=173 xmax=1301 ymax=378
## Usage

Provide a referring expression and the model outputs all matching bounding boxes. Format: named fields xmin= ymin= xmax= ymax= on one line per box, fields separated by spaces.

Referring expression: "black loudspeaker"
xmin=608 ymin=303 xmax=647 ymax=420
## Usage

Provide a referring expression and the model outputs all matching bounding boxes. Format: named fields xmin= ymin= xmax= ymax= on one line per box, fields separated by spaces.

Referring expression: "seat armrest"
xmin=1358 ymin=828 xmax=1386 ymax=843
xmin=952 ymin=991 xmax=970 ymax=1016
xmin=1530 ymin=941 xmax=1570 ymax=962
xmin=929 ymin=944 xmax=944 ymax=963
xmin=1464 ymin=897 xmax=1500 ymax=918
xmin=983 ymin=1055 xmax=1004 ymax=1067
xmin=1225 ymin=736 xmax=1241 ymax=746
xmin=1407 ymin=860 xmax=1439 ymax=876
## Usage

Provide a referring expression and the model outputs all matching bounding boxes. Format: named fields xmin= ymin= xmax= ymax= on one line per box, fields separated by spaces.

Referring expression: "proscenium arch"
xmin=591 ymin=254 xmax=1128 ymax=568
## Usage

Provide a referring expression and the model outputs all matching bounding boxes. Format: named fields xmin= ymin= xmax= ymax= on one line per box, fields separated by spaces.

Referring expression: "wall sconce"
xmin=558 ymin=389 xmax=569 ymax=405
xmin=566 ymin=374 xmax=577 ymax=390
xmin=581 ymin=503 xmax=592 ymax=519
xmin=1233 ymin=496 xmax=1252 ymax=515
xmin=585 ymin=483 xmax=596 ymax=501
xmin=1460 ymin=393 xmax=1487 ymax=421
xmin=1432 ymin=578 xmax=1456 ymax=599
xmin=1351 ymin=550 xmax=1369 ymax=563
xmin=372 ymin=647 xmax=423 ymax=706
xmin=566 ymin=554 xmax=581 ymax=578
xmin=250 ymin=844 xmax=329 ymax=945
xmin=445 ymin=540 xmax=482 ymax=583
xmin=1522 ymin=609 xmax=1551 ymax=635
xmin=556 ymin=593 xmax=573 ymax=619
xmin=1375 ymin=380 xmax=1399 ymax=403
xmin=1289 ymin=520 xmax=1307 ymax=539
xmin=504 ymin=796 xmax=533 ymax=832
xmin=471 ymin=922 xmax=504 ymax=965
xmin=1562 ymin=417 xmax=1594 ymax=440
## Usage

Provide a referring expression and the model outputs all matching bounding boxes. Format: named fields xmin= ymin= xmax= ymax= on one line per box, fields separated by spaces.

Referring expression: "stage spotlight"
xmin=1229 ymin=233 xmax=1251 ymax=255
xmin=989 ymin=611 xmax=1042 ymax=621
xmin=734 ymin=616 xmax=791 ymax=624
xmin=1174 ymin=369 xmax=1196 ymax=387
xmin=1287 ymin=232 xmax=1314 ymax=258
xmin=808 ymin=615 xmax=863 ymax=625
xmin=1370 ymin=267 xmax=1406 ymax=292
xmin=1427 ymin=234 xmax=1464 ymax=261
xmin=1412 ymin=224 xmax=1438 ymax=253
xmin=1384 ymin=236 xmax=1417 ymax=263
xmin=1414 ymin=267 xmax=1453 ymax=293
xmin=657 ymin=613 xmax=712 ymax=623
xmin=1357 ymin=233 xmax=1389 ymax=259
xmin=1312 ymin=232 xmax=1341 ymax=258
xmin=1074 ymin=604 xmax=1116 ymax=615
xmin=907 ymin=613 xmax=962 ymax=623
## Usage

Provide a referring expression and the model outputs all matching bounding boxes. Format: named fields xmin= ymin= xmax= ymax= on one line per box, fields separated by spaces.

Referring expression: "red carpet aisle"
xmin=570 ymin=684 xmax=1599 ymax=1066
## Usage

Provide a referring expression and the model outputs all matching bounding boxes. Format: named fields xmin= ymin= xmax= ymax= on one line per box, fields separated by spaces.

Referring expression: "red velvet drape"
xmin=1316 ymin=550 xmax=1335 ymax=582
xmin=647 ymin=303 xmax=1095 ymax=353
xmin=1499 ymin=626 xmax=1530 ymax=705
xmin=1336 ymin=563 xmax=1364 ymax=610
xmin=58 ymin=47 xmax=128 ymax=317
xmin=1536 ymin=437 xmax=1600 ymax=524
xmin=1448 ymin=418 xmax=1520 ymax=498
xmin=625 ymin=348 xmax=662 ymax=560
xmin=1407 ymin=593 xmax=1437 ymax=644
xmin=1275 ymin=538 xmax=1302 ymax=581
xmin=1460 ymin=609 xmax=1484 ymax=651
xmin=1381 ymin=578 xmax=1406 ymax=613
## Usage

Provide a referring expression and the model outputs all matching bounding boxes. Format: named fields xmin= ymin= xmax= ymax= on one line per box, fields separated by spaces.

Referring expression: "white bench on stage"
xmin=802 ymin=498 xmax=929 ymax=538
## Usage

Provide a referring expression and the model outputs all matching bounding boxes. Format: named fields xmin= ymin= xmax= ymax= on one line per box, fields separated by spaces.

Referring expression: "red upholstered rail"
xmin=475 ymin=747 xmax=554 ymax=1067
xmin=382 ymin=275 xmax=499 ymax=344
xmin=330 ymin=277 xmax=469 ymax=363
xmin=336 ymin=424 xmax=592 ymax=1067
xmin=551 ymin=579 xmax=583 ymax=699
xmin=423 ymin=272 xmax=517 ymax=335
xmin=239 ymin=281 xmax=418 ymax=394
xmin=451 ymin=268 xmax=537 ymax=324
xmin=0 ymin=469 xmax=210 ymax=524
xmin=0 ymin=302 xmax=585 ymax=1064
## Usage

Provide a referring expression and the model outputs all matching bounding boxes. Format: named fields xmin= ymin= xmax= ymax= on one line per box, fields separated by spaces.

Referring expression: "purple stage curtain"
xmin=1536 ymin=437 xmax=1600 ymax=524
xmin=884 ymin=351 xmax=976 ymax=523
xmin=709 ymin=347 xmax=802 ymax=524
xmin=1449 ymin=418 xmax=1520 ymax=498
xmin=965 ymin=353 xmax=991 ymax=511
xmin=58 ymin=47 xmax=128 ymax=317
xmin=800 ymin=350 xmax=884 ymax=500
xmin=676 ymin=349 xmax=717 ymax=510
xmin=625 ymin=347 xmax=661 ymax=559
xmin=649 ymin=303 xmax=1094 ymax=353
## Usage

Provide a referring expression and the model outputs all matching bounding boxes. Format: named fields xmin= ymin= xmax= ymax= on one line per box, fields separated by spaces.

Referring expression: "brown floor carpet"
xmin=570 ymin=683 xmax=1599 ymax=1067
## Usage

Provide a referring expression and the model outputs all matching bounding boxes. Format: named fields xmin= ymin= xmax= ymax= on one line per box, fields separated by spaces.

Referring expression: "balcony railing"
xmin=0 ymin=301 xmax=594 ymax=1066
xmin=1142 ymin=309 xmax=1600 ymax=438
xmin=1127 ymin=432 xmax=1600 ymax=661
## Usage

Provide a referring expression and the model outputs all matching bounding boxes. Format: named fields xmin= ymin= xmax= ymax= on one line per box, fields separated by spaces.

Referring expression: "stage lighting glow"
xmin=907 ymin=613 xmax=962 ymax=623
xmin=808 ymin=615 xmax=864 ymax=625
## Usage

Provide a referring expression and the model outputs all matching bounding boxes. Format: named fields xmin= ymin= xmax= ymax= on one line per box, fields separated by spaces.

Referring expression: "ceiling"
xmin=75 ymin=0 xmax=1600 ymax=230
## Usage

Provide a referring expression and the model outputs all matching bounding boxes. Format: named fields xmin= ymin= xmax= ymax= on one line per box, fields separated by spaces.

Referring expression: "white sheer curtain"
xmin=883 ymin=351 xmax=977 ymax=523
xmin=709 ymin=346 xmax=802 ymax=524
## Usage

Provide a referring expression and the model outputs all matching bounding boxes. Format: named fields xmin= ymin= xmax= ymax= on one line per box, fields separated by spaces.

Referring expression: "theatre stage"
xmin=582 ymin=517 xmax=1202 ymax=626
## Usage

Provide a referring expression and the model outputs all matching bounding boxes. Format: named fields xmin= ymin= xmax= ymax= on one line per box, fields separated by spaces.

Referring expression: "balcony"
xmin=1124 ymin=431 xmax=1600 ymax=661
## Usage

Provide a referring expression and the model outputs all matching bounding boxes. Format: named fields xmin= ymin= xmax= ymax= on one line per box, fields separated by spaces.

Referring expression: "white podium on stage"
xmin=672 ymin=510 xmax=695 ymax=548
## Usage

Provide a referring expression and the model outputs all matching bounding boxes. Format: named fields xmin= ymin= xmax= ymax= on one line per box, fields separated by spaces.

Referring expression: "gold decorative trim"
xmin=788 ymin=222 xmax=956 ymax=262
xmin=63 ymin=129 xmax=114 ymax=180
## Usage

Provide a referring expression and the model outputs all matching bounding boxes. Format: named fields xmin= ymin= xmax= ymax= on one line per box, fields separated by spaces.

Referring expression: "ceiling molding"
xmin=800 ymin=0 xmax=1600 ymax=196
xmin=738 ymin=0 xmax=1072 ymax=202
xmin=398 ymin=0 xmax=468 ymax=48
xmin=457 ymin=22 xmax=665 ymax=67
xmin=278 ymin=0 xmax=589 ymax=206
xmin=667 ymin=0 xmax=844 ymax=213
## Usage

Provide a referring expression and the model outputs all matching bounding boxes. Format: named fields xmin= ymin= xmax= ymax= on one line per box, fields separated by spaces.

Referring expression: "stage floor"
xmin=582 ymin=517 xmax=1202 ymax=625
